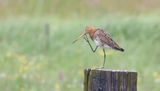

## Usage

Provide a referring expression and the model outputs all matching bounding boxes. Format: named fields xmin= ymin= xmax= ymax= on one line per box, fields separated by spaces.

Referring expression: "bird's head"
xmin=73 ymin=26 xmax=96 ymax=43
xmin=85 ymin=26 xmax=96 ymax=34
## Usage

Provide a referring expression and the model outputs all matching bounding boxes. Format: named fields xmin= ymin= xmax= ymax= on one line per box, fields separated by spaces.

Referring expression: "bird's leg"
xmin=84 ymin=35 xmax=98 ymax=52
xmin=102 ymin=48 xmax=106 ymax=68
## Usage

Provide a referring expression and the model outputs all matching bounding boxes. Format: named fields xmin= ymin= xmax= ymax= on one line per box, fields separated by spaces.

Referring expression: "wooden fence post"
xmin=84 ymin=68 xmax=137 ymax=91
xmin=44 ymin=23 xmax=50 ymax=51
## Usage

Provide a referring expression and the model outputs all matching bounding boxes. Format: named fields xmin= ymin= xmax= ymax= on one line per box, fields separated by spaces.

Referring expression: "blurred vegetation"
xmin=0 ymin=0 xmax=160 ymax=18
xmin=0 ymin=0 xmax=160 ymax=91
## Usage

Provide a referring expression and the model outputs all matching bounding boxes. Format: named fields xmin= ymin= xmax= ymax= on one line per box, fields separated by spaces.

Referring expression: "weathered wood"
xmin=84 ymin=68 xmax=137 ymax=91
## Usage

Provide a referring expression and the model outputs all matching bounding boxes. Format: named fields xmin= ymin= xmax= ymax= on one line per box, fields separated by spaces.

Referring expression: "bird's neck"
xmin=89 ymin=29 xmax=96 ymax=40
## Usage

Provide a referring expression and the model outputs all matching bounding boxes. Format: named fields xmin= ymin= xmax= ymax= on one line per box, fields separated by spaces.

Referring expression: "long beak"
xmin=72 ymin=31 xmax=86 ymax=43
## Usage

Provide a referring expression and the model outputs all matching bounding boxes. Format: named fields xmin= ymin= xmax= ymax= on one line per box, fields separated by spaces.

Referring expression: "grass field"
xmin=0 ymin=14 xmax=160 ymax=91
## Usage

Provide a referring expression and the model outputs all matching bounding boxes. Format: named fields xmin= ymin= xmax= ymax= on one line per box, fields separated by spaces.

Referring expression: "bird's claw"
xmin=83 ymin=35 xmax=89 ymax=43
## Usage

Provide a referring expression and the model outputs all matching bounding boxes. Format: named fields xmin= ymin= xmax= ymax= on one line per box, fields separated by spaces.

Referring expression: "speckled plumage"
xmin=90 ymin=28 xmax=124 ymax=52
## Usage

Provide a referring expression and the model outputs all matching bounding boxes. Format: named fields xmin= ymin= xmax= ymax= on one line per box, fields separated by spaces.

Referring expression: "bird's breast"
xmin=93 ymin=37 xmax=103 ymax=47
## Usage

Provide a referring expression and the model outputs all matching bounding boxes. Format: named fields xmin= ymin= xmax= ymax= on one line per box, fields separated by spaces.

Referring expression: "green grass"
xmin=0 ymin=15 xmax=160 ymax=91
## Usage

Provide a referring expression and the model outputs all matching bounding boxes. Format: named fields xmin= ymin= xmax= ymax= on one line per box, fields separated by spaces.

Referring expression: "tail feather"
xmin=114 ymin=47 xmax=124 ymax=52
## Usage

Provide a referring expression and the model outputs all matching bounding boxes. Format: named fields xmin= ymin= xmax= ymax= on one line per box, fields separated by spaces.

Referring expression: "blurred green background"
xmin=0 ymin=0 xmax=160 ymax=91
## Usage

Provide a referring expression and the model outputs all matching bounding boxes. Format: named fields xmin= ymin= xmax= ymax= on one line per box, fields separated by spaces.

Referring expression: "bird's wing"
xmin=96 ymin=29 xmax=121 ymax=49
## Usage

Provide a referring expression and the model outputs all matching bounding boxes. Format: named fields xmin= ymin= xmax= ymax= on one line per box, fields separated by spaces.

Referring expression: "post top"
xmin=85 ymin=68 xmax=137 ymax=73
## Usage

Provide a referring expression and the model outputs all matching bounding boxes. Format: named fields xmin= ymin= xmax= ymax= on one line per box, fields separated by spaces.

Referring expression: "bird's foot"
xmin=83 ymin=35 xmax=89 ymax=43
xmin=92 ymin=66 xmax=105 ymax=70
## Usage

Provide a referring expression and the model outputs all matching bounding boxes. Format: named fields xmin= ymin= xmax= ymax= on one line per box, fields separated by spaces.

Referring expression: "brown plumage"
xmin=73 ymin=26 xmax=124 ymax=68
xmin=92 ymin=28 xmax=124 ymax=52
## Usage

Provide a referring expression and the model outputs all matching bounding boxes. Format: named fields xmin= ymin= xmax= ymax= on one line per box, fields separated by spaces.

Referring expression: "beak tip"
xmin=72 ymin=40 xmax=77 ymax=44
xmin=72 ymin=41 xmax=75 ymax=44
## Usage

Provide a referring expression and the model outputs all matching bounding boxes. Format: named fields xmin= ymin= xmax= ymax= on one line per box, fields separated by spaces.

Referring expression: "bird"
xmin=73 ymin=26 xmax=124 ymax=68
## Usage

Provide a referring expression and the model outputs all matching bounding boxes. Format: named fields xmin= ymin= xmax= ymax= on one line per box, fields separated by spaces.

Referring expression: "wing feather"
xmin=96 ymin=29 xmax=121 ymax=50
